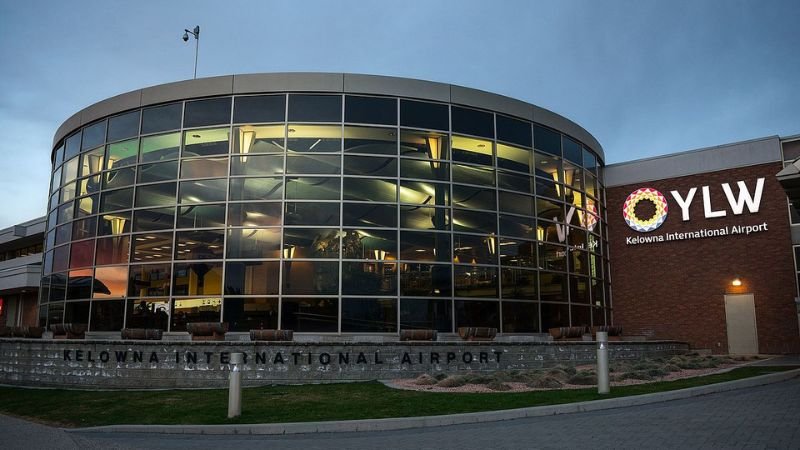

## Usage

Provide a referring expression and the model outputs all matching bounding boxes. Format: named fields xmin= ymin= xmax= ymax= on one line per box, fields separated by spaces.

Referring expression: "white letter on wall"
xmin=722 ymin=178 xmax=764 ymax=215
xmin=702 ymin=186 xmax=726 ymax=218
xmin=670 ymin=187 xmax=697 ymax=221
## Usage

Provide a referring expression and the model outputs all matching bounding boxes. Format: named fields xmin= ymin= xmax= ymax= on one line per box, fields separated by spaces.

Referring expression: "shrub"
xmin=526 ymin=376 xmax=563 ymax=389
xmin=568 ymin=371 xmax=597 ymax=385
xmin=436 ymin=376 xmax=467 ymax=388
xmin=487 ymin=381 xmax=512 ymax=391
xmin=413 ymin=374 xmax=437 ymax=386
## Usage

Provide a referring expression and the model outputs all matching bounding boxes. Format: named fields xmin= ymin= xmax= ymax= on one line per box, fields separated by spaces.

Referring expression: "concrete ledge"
xmin=68 ymin=368 xmax=800 ymax=435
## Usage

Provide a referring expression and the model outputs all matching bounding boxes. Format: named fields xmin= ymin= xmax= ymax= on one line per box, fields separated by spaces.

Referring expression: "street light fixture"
xmin=182 ymin=25 xmax=200 ymax=79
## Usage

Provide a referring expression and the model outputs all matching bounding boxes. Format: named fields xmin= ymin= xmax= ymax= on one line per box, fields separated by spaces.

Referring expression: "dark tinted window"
xmin=81 ymin=121 xmax=106 ymax=150
xmin=65 ymin=133 xmax=82 ymax=160
xmin=288 ymin=94 xmax=342 ymax=122
xmin=563 ymin=137 xmax=582 ymax=165
xmin=108 ymin=110 xmax=141 ymax=142
xmin=233 ymin=95 xmax=285 ymax=123
xmin=141 ymin=103 xmax=182 ymax=134
xmin=533 ymin=125 xmax=561 ymax=157
xmin=451 ymin=106 xmax=493 ymax=138
xmin=497 ymin=115 xmax=532 ymax=147
xmin=400 ymin=100 xmax=448 ymax=131
xmin=184 ymin=97 xmax=232 ymax=127
xmin=345 ymin=96 xmax=397 ymax=125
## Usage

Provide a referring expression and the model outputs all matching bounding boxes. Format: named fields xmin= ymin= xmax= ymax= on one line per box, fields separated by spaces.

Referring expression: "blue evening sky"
xmin=0 ymin=0 xmax=798 ymax=228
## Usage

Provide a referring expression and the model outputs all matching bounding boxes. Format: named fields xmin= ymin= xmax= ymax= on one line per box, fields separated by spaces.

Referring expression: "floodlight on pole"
xmin=182 ymin=25 xmax=200 ymax=79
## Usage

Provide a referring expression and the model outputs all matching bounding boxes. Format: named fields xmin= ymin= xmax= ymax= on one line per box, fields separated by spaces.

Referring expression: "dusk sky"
xmin=0 ymin=0 xmax=798 ymax=228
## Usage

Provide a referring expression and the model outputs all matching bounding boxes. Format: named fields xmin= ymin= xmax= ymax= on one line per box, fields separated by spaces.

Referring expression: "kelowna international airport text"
xmin=625 ymin=222 xmax=769 ymax=245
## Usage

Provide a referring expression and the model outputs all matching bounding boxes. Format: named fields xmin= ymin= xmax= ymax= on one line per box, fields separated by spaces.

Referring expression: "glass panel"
xmin=55 ymin=224 xmax=72 ymax=245
xmin=81 ymin=121 xmax=106 ymax=150
xmin=133 ymin=207 xmax=175 ymax=232
xmin=502 ymin=301 xmax=538 ymax=333
xmin=62 ymin=155 xmax=80 ymax=184
xmin=95 ymin=235 xmax=130 ymax=265
xmin=175 ymin=229 xmax=225 ymax=260
xmin=288 ymin=94 xmax=342 ymax=122
xmin=57 ymin=202 xmax=74 ymax=224
xmin=454 ymin=266 xmax=498 ymax=298
xmin=344 ymin=178 xmax=396 ymax=202
xmin=584 ymin=148 xmax=598 ymax=174
xmin=343 ymin=203 xmax=396 ymax=227
xmin=286 ymin=154 xmax=341 ymax=174
xmin=179 ymin=178 xmax=227 ymax=204
xmin=400 ymin=130 xmax=448 ymax=161
xmin=570 ymin=275 xmax=589 ymax=303
xmin=452 ymin=163 xmax=495 ymax=186
xmin=282 ymin=261 xmax=339 ymax=295
xmin=78 ymin=175 xmax=102 ymax=198
xmin=568 ymin=248 xmax=589 ymax=275
xmin=284 ymin=202 xmax=340 ymax=226
xmin=53 ymin=145 xmax=65 ymax=169
xmin=453 ymin=233 xmax=497 ymax=265
xmin=344 ymin=155 xmax=397 ymax=177
xmin=400 ymin=298 xmax=452 ymax=332
xmin=344 ymin=126 xmax=397 ymax=155
xmin=499 ymin=238 xmax=537 ymax=268
xmin=452 ymin=209 xmax=496 ymax=234
xmin=233 ymin=95 xmax=286 ymax=124
xmin=342 ymin=229 xmax=397 ymax=260
xmin=177 ymin=203 xmax=226 ymax=228
xmin=128 ymin=264 xmax=171 ymax=297
xmin=49 ymin=273 xmax=67 ymax=303
xmin=451 ymin=106 xmax=493 ymax=138
xmin=64 ymin=301 xmax=90 ymax=326
xmin=400 ymin=99 xmax=448 ymax=131
xmin=224 ymin=261 xmax=280 ymax=295
xmin=61 ymin=181 xmax=77 ymax=203
xmin=228 ymin=202 xmax=282 ymax=226
xmin=108 ymin=110 xmax=141 ymax=142
xmin=539 ymin=272 xmax=567 ymax=303
xmin=102 ymin=166 xmax=136 ymax=190
xmin=399 ymin=180 xmax=449 ymax=206
xmin=285 ymin=177 xmax=339 ymax=200
xmin=563 ymin=136 xmax=582 ymax=165
xmin=501 ymin=268 xmax=538 ymax=300
xmin=51 ymin=167 xmax=62 ymax=193
xmin=140 ymin=132 xmax=181 ymax=163
xmin=80 ymin=147 xmax=105 ymax=177
xmin=141 ymin=103 xmax=182 ymax=134
xmin=183 ymin=128 xmax=230 ymax=157
xmin=233 ymin=125 xmax=285 ymax=154
xmin=72 ymin=216 xmax=97 ymax=241
xmin=497 ymin=143 xmax=531 ymax=173
xmin=283 ymin=228 xmax=340 ymax=258
xmin=180 ymin=157 xmax=229 ymax=179
xmin=230 ymin=154 xmax=283 ymax=175
xmin=172 ymin=262 xmax=223 ymax=296
xmin=452 ymin=136 xmax=493 ymax=166
xmin=400 ymin=159 xmax=449 ymax=181
xmin=65 ymin=133 xmax=81 ymax=160
xmin=171 ymin=297 xmax=221 ymax=331
xmin=563 ymin=161 xmax=583 ymax=192
xmin=345 ymin=95 xmax=397 ymax=125
xmin=534 ymin=125 xmax=561 ymax=157
xmin=226 ymin=228 xmax=281 ymax=259
xmin=106 ymin=138 xmax=139 ymax=169
xmin=75 ymin=194 xmax=98 ymax=218
xmin=131 ymin=232 xmax=173 ymax=263
xmin=93 ymin=266 xmax=128 ymax=298
xmin=496 ymin=115 xmax=532 ymax=147
xmin=341 ymin=298 xmax=397 ymax=332
xmin=47 ymin=302 xmax=64 ymax=326
xmin=454 ymin=300 xmax=499 ymax=328
xmin=184 ymin=97 xmax=231 ymax=127
xmin=453 ymin=184 xmax=496 ymax=210
xmin=90 ymin=299 xmax=124 ymax=331
xmin=98 ymin=212 xmax=132 ymax=236
xmin=342 ymin=262 xmax=397 ymax=296
xmin=223 ymin=298 xmax=279 ymax=332
xmin=287 ymin=125 xmax=341 ymax=152
xmin=281 ymin=298 xmax=338 ymax=332
xmin=399 ymin=231 xmax=450 ymax=262
xmin=135 ymin=182 xmax=176 ymax=207
xmin=100 ymin=188 xmax=133 ymax=213
xmin=499 ymin=192 xmax=535 ymax=217
xmin=67 ymin=269 xmax=93 ymax=300
xmin=537 ymin=198 xmax=565 ymax=222
xmin=539 ymin=243 xmax=567 ymax=271
xmin=229 ymin=177 xmax=283 ymax=201
xmin=571 ymin=304 xmax=591 ymax=328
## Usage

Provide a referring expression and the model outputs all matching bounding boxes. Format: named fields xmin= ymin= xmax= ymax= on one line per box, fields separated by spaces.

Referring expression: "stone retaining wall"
xmin=0 ymin=339 xmax=688 ymax=389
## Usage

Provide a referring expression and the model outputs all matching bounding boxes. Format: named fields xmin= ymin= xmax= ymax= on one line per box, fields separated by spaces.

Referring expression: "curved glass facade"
xmin=40 ymin=89 xmax=609 ymax=335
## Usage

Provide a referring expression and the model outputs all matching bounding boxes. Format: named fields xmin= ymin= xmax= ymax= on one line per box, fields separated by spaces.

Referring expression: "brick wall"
xmin=607 ymin=162 xmax=800 ymax=354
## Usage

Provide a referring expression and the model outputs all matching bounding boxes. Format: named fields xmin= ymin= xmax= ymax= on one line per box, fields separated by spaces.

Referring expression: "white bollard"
xmin=597 ymin=331 xmax=610 ymax=394
xmin=228 ymin=352 xmax=243 ymax=418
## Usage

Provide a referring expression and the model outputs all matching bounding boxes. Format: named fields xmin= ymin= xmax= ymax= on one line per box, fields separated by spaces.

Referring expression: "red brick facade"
xmin=607 ymin=162 xmax=800 ymax=354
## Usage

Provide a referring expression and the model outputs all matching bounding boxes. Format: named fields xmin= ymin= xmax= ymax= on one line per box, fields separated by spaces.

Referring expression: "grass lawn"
xmin=0 ymin=366 xmax=793 ymax=428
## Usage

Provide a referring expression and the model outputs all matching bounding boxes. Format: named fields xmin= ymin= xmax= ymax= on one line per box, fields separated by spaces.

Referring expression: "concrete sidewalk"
xmin=68 ymin=366 xmax=800 ymax=436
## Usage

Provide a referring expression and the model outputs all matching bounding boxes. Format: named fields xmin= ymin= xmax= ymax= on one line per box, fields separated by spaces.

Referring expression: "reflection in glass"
xmin=342 ymin=262 xmax=397 ymax=295
xmin=90 ymin=299 xmax=124 ymax=331
xmin=175 ymin=229 xmax=225 ymax=260
xmin=80 ymin=147 xmax=105 ymax=177
xmin=233 ymin=125 xmax=285 ymax=154
xmin=234 ymin=95 xmax=285 ymax=124
xmin=67 ymin=269 xmax=93 ymax=300
xmin=133 ymin=207 xmax=175 ymax=232
xmin=281 ymin=298 xmax=338 ymax=332
xmin=288 ymin=94 xmax=342 ymax=122
xmin=226 ymin=228 xmax=281 ymax=259
xmin=400 ymin=298 xmax=452 ymax=332
xmin=287 ymin=125 xmax=341 ymax=152
xmin=399 ymin=231 xmax=450 ymax=262
xmin=141 ymin=103 xmax=182 ymax=135
xmin=223 ymin=298 xmax=279 ymax=332
xmin=342 ymin=298 xmax=397 ymax=332
xmin=283 ymin=228 xmax=340 ymax=258
xmin=282 ymin=261 xmax=338 ymax=295
xmin=502 ymin=301 xmax=538 ymax=333
xmin=285 ymin=177 xmax=339 ymax=200
xmin=184 ymin=97 xmax=231 ymax=128
xmin=539 ymin=272 xmax=567 ymax=303
xmin=400 ymin=130 xmax=448 ymax=161
xmin=345 ymin=95 xmax=397 ymax=125
xmin=570 ymin=275 xmax=589 ymax=303
xmin=499 ymin=192 xmax=534 ymax=217
xmin=454 ymin=300 xmax=499 ymax=328
xmin=229 ymin=177 xmax=283 ymax=201
xmin=399 ymin=180 xmax=449 ymax=206
xmin=454 ymin=265 xmax=497 ymax=298
xmin=172 ymin=262 xmax=223 ymax=296
xmin=69 ymin=240 xmax=94 ymax=269
xmin=344 ymin=126 xmax=397 ymax=155
xmin=131 ymin=233 xmax=172 ymax=263
xmin=47 ymin=302 xmax=64 ymax=327
xmin=453 ymin=234 xmax=496 ymax=265
xmin=126 ymin=298 xmax=170 ymax=330
xmin=228 ymin=202 xmax=282 ymax=226
xmin=49 ymin=273 xmax=67 ymax=302
xmin=452 ymin=135 xmax=493 ymax=166
xmin=64 ymin=301 xmax=90 ymax=326
xmin=93 ymin=266 xmax=128 ymax=298
xmin=452 ymin=209 xmax=496 ymax=234
xmin=140 ymin=133 xmax=180 ymax=162
xmin=399 ymin=263 xmax=451 ymax=297
xmin=451 ymin=106 xmax=493 ymax=138
xmin=62 ymin=156 xmax=80 ymax=184
xmin=343 ymin=203 xmax=396 ymax=228
xmin=499 ymin=214 xmax=536 ymax=239
xmin=106 ymin=139 xmax=139 ymax=169
xmin=180 ymin=157 xmax=228 ymax=179
xmin=498 ymin=171 xmax=533 ymax=193
xmin=72 ymin=216 xmax=97 ymax=241
xmin=224 ymin=261 xmax=280 ymax=295
xmin=344 ymin=178 xmax=396 ymax=202
xmin=230 ymin=154 xmax=283 ymax=175
xmin=108 ymin=110 xmax=140 ymax=143
xmin=98 ymin=212 xmax=131 ymax=236
xmin=171 ymin=297 xmax=221 ymax=331
xmin=499 ymin=238 xmax=537 ymax=268
xmin=135 ymin=182 xmax=176 ymax=208
xmin=284 ymin=202 xmax=340 ymax=226
xmin=497 ymin=114 xmax=532 ymax=147
xmin=539 ymin=243 xmax=567 ymax=272
xmin=103 ymin=167 xmax=136 ymax=190
xmin=178 ymin=204 xmax=225 ymax=229
xmin=75 ymin=195 xmax=98 ymax=218
xmin=452 ymin=163 xmax=495 ymax=187
xmin=344 ymin=155 xmax=397 ymax=177
xmin=138 ymin=161 xmax=178 ymax=183
xmin=453 ymin=184 xmax=495 ymax=210
xmin=53 ymin=246 xmax=69 ymax=272
xmin=501 ymin=268 xmax=538 ymax=300
xmin=342 ymin=229 xmax=397 ymax=260
xmin=183 ymin=128 xmax=230 ymax=157
xmin=400 ymin=100 xmax=449 ymax=131
xmin=400 ymin=159 xmax=449 ymax=181
xmin=179 ymin=179 xmax=227 ymax=204
xmin=286 ymin=154 xmax=341 ymax=174
xmin=96 ymin=235 xmax=130 ymax=265
xmin=128 ymin=264 xmax=171 ymax=297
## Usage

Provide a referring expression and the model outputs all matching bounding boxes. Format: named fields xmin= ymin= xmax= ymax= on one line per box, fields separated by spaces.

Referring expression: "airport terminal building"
xmin=6 ymin=73 xmax=799 ymax=355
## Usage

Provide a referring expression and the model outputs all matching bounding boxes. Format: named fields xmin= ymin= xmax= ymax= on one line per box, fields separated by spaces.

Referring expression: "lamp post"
xmin=182 ymin=25 xmax=200 ymax=79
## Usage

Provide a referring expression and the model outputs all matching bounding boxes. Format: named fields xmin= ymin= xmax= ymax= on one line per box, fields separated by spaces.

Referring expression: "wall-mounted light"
xmin=283 ymin=245 xmax=296 ymax=259
xmin=239 ymin=130 xmax=255 ymax=162
xmin=731 ymin=277 xmax=743 ymax=287
xmin=485 ymin=234 xmax=497 ymax=255
xmin=537 ymin=225 xmax=545 ymax=242
xmin=426 ymin=136 xmax=441 ymax=168
xmin=373 ymin=249 xmax=387 ymax=261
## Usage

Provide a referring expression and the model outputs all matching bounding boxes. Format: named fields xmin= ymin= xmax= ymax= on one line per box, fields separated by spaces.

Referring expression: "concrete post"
xmin=597 ymin=331 xmax=610 ymax=394
xmin=228 ymin=352 xmax=243 ymax=418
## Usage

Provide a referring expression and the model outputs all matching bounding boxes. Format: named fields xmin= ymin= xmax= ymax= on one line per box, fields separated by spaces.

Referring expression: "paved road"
xmin=3 ymin=378 xmax=799 ymax=450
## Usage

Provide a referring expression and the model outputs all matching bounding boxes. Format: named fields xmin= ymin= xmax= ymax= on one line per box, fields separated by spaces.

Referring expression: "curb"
xmin=68 ymin=368 xmax=800 ymax=435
